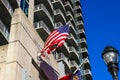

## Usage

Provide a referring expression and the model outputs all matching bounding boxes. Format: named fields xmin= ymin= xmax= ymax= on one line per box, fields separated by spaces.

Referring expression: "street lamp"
xmin=102 ymin=46 xmax=119 ymax=80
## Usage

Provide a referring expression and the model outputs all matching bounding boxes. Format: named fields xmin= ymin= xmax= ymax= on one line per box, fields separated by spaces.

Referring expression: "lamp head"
xmin=102 ymin=46 xmax=119 ymax=66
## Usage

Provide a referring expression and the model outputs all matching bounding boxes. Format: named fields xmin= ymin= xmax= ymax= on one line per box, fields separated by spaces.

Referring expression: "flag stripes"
xmin=41 ymin=24 xmax=69 ymax=56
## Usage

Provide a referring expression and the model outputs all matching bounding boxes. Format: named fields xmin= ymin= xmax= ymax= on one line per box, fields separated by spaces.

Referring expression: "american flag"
xmin=41 ymin=24 xmax=69 ymax=56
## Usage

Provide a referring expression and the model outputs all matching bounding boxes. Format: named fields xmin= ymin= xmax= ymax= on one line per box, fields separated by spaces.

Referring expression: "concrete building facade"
xmin=0 ymin=0 xmax=92 ymax=80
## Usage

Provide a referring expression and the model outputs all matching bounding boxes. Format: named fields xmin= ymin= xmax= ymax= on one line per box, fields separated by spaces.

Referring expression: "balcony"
xmin=55 ymin=52 xmax=71 ymax=73
xmin=57 ymin=42 xmax=69 ymax=57
xmin=68 ymin=34 xmax=78 ymax=49
xmin=82 ymin=69 xmax=92 ymax=80
xmin=82 ymin=58 xmax=91 ymax=70
xmin=70 ymin=60 xmax=78 ymax=72
xmin=69 ymin=22 xmax=77 ymax=39
xmin=0 ymin=20 xmax=9 ymax=45
xmin=34 ymin=4 xmax=54 ymax=31
xmin=81 ymin=47 xmax=88 ymax=58
xmin=83 ymin=61 xmax=91 ymax=70
xmin=76 ymin=21 xmax=84 ymax=26
xmin=74 ymin=5 xmax=82 ymax=13
xmin=64 ymin=1 xmax=74 ymax=16
xmin=78 ymin=29 xmax=86 ymax=39
xmin=69 ymin=46 xmax=79 ymax=64
xmin=35 ymin=0 xmax=53 ymax=16
xmin=66 ymin=11 xmax=74 ymax=21
xmin=77 ymin=21 xmax=84 ymax=29
xmin=80 ymin=38 xmax=87 ymax=48
xmin=54 ymin=22 xmax=63 ymax=29
xmin=8 ymin=0 xmax=19 ymax=9
xmin=52 ymin=0 xmax=66 ymax=16
xmin=34 ymin=21 xmax=51 ymax=41
xmin=54 ymin=9 xmax=66 ymax=24
xmin=0 ymin=0 xmax=13 ymax=27
xmin=74 ymin=0 xmax=80 ymax=3
xmin=71 ymin=19 xmax=76 ymax=29
xmin=74 ymin=0 xmax=80 ymax=6
xmin=65 ymin=0 xmax=73 ymax=7
xmin=75 ymin=13 xmax=83 ymax=20
xmin=1 ymin=0 xmax=13 ymax=15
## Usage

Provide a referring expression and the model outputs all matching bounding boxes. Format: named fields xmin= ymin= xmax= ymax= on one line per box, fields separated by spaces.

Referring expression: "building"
xmin=0 ymin=0 xmax=92 ymax=80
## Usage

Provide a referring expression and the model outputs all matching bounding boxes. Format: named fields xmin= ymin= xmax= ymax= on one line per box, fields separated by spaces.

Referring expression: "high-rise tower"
xmin=34 ymin=0 xmax=92 ymax=79
xmin=0 ymin=0 xmax=92 ymax=80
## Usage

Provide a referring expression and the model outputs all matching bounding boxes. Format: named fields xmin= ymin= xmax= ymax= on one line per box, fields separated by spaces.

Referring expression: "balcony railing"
xmin=78 ymin=29 xmax=85 ymax=34
xmin=82 ymin=69 xmax=92 ymax=75
xmin=54 ymin=0 xmax=64 ymax=6
xmin=54 ymin=0 xmax=59 ymax=1
xmin=35 ymin=4 xmax=49 ymax=12
xmin=55 ymin=22 xmax=63 ymax=28
xmin=65 ymin=1 xmax=72 ymax=9
xmin=76 ymin=21 xmax=84 ymax=26
xmin=74 ymin=5 xmax=81 ymax=10
xmin=34 ymin=4 xmax=54 ymax=25
xmin=68 ymin=34 xmax=78 ymax=44
xmin=70 ymin=60 xmax=78 ymax=67
xmin=69 ymin=22 xmax=77 ymax=35
xmin=81 ymin=47 xmax=88 ymax=53
xmin=63 ymin=42 xmax=69 ymax=51
xmin=69 ymin=46 xmax=79 ymax=57
xmin=68 ymin=34 xmax=76 ymax=39
xmin=55 ymin=9 xmax=61 ymax=14
xmin=80 ymin=38 xmax=86 ymax=43
xmin=75 ymin=13 xmax=82 ymax=18
xmin=54 ymin=9 xmax=65 ymax=19
xmin=74 ymin=0 xmax=80 ymax=3
xmin=82 ymin=58 xmax=89 ymax=63
xmin=53 ymin=0 xmax=66 ymax=16
xmin=2 ymin=0 xmax=13 ymax=15
xmin=34 ymin=21 xmax=50 ymax=34
xmin=0 ymin=20 xmax=9 ymax=40
xmin=56 ymin=53 xmax=70 ymax=67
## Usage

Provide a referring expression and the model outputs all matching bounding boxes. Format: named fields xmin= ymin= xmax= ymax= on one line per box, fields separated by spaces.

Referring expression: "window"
xmin=20 ymin=0 xmax=29 ymax=16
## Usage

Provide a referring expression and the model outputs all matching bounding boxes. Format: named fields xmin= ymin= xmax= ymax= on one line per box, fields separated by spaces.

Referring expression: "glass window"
xmin=20 ymin=0 xmax=29 ymax=16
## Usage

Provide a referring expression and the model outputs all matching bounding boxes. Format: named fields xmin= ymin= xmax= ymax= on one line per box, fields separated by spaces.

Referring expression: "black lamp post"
xmin=102 ymin=46 xmax=119 ymax=80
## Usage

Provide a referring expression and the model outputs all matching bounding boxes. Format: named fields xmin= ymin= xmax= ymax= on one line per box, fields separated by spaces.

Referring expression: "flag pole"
xmin=73 ymin=57 xmax=88 ymax=74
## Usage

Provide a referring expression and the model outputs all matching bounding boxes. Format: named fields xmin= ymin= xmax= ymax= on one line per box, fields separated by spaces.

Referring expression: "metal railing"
xmin=34 ymin=21 xmax=50 ymax=34
xmin=68 ymin=34 xmax=78 ymax=44
xmin=74 ymin=5 xmax=81 ymax=10
xmin=63 ymin=42 xmax=69 ymax=52
xmin=54 ymin=9 xmax=66 ymax=22
xmin=55 ymin=22 xmax=63 ymax=28
xmin=0 ymin=20 xmax=9 ymax=40
xmin=80 ymin=38 xmax=86 ymax=43
xmin=56 ymin=53 xmax=70 ymax=66
xmin=70 ymin=60 xmax=78 ymax=67
xmin=82 ymin=69 xmax=92 ymax=75
xmin=78 ymin=29 xmax=85 ymax=34
xmin=0 ymin=20 xmax=5 ymax=32
xmin=65 ymin=1 xmax=72 ymax=9
xmin=76 ymin=21 xmax=84 ymax=25
xmin=74 ymin=0 xmax=80 ymax=3
xmin=81 ymin=47 xmax=88 ymax=53
xmin=69 ymin=46 xmax=78 ymax=54
xmin=2 ymin=0 xmax=13 ymax=15
xmin=66 ymin=11 xmax=74 ymax=18
xmin=75 ymin=13 xmax=82 ymax=17
xmin=34 ymin=4 xmax=54 ymax=25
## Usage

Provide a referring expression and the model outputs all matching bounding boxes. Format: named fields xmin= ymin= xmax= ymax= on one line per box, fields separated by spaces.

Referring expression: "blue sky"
xmin=81 ymin=0 xmax=120 ymax=80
